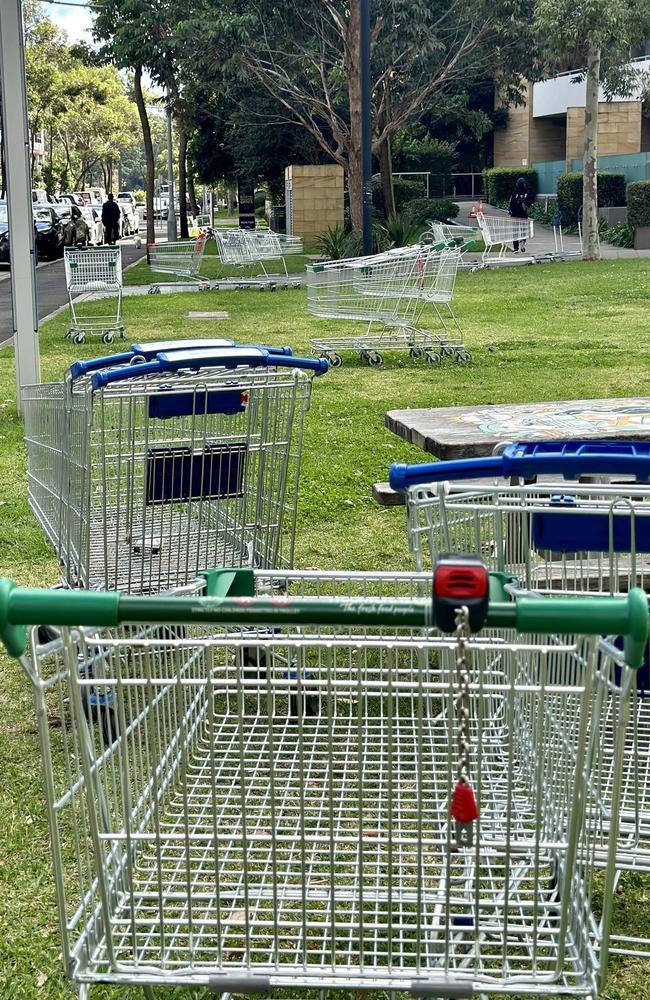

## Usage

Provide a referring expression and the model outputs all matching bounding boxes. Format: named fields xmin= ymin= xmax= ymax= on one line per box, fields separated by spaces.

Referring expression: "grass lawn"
xmin=2 ymin=258 xmax=650 ymax=998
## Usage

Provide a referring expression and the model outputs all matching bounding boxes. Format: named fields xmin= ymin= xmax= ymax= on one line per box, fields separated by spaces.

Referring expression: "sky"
xmin=44 ymin=1 xmax=94 ymax=44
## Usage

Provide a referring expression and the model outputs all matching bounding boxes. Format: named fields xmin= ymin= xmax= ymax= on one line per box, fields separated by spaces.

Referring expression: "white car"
xmin=81 ymin=206 xmax=102 ymax=245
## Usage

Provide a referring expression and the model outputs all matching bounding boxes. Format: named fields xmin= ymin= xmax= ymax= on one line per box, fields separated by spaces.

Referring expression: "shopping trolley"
xmin=275 ymin=232 xmax=304 ymax=254
xmin=390 ymin=440 xmax=650 ymax=953
xmin=4 ymin=560 xmax=647 ymax=998
xmin=307 ymin=244 xmax=470 ymax=367
xmin=476 ymin=212 xmax=534 ymax=265
xmin=63 ymin=247 xmax=124 ymax=345
xmin=23 ymin=340 xmax=296 ymax=550
xmin=23 ymin=347 xmax=328 ymax=593
xmin=427 ymin=222 xmax=479 ymax=267
xmin=146 ymin=234 xmax=209 ymax=291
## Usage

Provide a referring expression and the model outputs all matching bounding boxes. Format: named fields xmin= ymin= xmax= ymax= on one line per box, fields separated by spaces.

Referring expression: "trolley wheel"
xmin=367 ymin=350 xmax=383 ymax=367
xmin=426 ymin=350 xmax=442 ymax=365
xmin=326 ymin=352 xmax=342 ymax=368
xmin=359 ymin=350 xmax=369 ymax=364
xmin=456 ymin=349 xmax=473 ymax=364
xmin=73 ymin=332 xmax=86 ymax=345
xmin=292 ymin=282 xmax=302 ymax=289
xmin=64 ymin=329 xmax=73 ymax=340
xmin=101 ymin=332 xmax=115 ymax=345
xmin=409 ymin=347 xmax=423 ymax=359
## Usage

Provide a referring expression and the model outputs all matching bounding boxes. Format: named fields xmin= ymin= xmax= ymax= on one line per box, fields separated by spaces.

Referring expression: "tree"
xmin=183 ymin=0 xmax=535 ymax=229
xmin=534 ymin=0 xmax=650 ymax=261
xmin=23 ymin=3 xmax=70 ymax=176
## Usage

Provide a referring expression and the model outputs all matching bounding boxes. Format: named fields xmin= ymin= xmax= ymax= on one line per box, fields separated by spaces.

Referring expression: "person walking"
xmin=101 ymin=193 xmax=121 ymax=245
xmin=508 ymin=177 xmax=532 ymax=252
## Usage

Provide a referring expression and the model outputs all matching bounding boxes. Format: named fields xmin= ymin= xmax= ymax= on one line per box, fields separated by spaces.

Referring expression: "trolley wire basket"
xmin=307 ymin=245 xmax=470 ymax=368
xmin=63 ymin=247 xmax=124 ymax=345
xmin=210 ymin=229 xmax=300 ymax=288
xmin=390 ymin=441 xmax=650 ymax=950
xmin=476 ymin=212 xmax=534 ymax=265
xmin=5 ymin=561 xmax=647 ymax=998
xmin=146 ymin=234 xmax=209 ymax=290
xmin=23 ymin=347 xmax=328 ymax=593
xmin=23 ymin=340 xmax=296 ymax=556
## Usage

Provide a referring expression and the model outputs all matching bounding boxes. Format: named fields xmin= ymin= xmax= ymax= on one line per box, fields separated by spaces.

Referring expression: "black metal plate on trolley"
xmin=148 ymin=389 xmax=247 ymax=419
xmin=146 ymin=443 xmax=247 ymax=504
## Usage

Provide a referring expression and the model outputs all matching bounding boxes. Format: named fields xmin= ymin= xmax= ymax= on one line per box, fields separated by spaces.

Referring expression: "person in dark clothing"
xmin=101 ymin=193 xmax=121 ymax=245
xmin=508 ymin=176 xmax=531 ymax=252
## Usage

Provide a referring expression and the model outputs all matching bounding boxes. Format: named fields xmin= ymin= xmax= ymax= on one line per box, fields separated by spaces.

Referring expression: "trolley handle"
xmin=0 ymin=573 xmax=646 ymax=667
xmin=154 ymin=349 xmax=329 ymax=376
xmin=69 ymin=342 xmax=294 ymax=381
xmin=390 ymin=440 xmax=650 ymax=489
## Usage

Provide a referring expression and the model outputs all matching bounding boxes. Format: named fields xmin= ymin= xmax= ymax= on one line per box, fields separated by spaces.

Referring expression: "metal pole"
xmin=165 ymin=91 xmax=177 ymax=242
xmin=0 ymin=0 xmax=40 ymax=411
xmin=360 ymin=0 xmax=372 ymax=255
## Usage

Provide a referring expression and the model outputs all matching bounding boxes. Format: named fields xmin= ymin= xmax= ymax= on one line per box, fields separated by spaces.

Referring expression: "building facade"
xmin=494 ymin=58 xmax=650 ymax=193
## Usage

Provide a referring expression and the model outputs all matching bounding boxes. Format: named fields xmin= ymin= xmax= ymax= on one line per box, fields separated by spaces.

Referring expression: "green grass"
xmin=3 ymin=258 xmax=650 ymax=997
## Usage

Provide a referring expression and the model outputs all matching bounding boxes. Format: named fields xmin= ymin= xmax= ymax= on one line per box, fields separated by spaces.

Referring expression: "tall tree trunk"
xmin=346 ymin=0 xmax=363 ymax=233
xmin=378 ymin=137 xmax=394 ymax=218
xmin=187 ymin=170 xmax=199 ymax=216
xmin=133 ymin=65 xmax=155 ymax=244
xmin=226 ymin=184 xmax=235 ymax=215
xmin=582 ymin=43 xmax=601 ymax=262
xmin=376 ymin=81 xmax=395 ymax=218
xmin=177 ymin=123 xmax=189 ymax=238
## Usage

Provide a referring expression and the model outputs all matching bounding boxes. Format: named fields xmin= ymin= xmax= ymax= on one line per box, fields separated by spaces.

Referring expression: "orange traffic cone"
xmin=477 ymin=199 xmax=484 ymax=215
xmin=469 ymin=202 xmax=477 ymax=219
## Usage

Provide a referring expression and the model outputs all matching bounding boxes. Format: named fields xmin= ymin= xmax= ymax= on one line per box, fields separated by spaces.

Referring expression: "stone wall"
xmin=285 ymin=164 xmax=344 ymax=242
xmin=566 ymin=102 xmax=642 ymax=160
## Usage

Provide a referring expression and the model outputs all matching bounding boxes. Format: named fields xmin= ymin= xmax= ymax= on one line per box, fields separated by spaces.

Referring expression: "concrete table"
xmin=386 ymin=397 xmax=650 ymax=460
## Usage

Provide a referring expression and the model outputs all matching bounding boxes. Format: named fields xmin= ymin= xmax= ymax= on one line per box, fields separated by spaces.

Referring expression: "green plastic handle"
xmin=0 ymin=572 xmax=647 ymax=668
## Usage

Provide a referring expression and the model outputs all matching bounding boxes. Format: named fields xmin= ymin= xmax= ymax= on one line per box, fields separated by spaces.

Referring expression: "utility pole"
xmin=165 ymin=90 xmax=177 ymax=242
xmin=0 ymin=0 xmax=40 ymax=411
xmin=360 ymin=0 xmax=373 ymax=255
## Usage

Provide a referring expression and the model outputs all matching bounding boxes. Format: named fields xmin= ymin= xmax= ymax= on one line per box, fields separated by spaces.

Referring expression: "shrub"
xmin=378 ymin=213 xmax=421 ymax=248
xmin=254 ymin=190 xmax=267 ymax=211
xmin=528 ymin=201 xmax=557 ymax=227
xmin=602 ymin=221 xmax=634 ymax=248
xmin=482 ymin=168 xmax=538 ymax=208
xmin=402 ymin=197 xmax=459 ymax=226
xmin=627 ymin=180 xmax=650 ymax=229
xmin=556 ymin=171 xmax=626 ymax=225
xmin=391 ymin=135 xmax=457 ymax=196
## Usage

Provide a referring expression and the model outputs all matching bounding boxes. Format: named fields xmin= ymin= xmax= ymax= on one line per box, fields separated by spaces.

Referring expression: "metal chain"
xmin=454 ymin=605 xmax=471 ymax=784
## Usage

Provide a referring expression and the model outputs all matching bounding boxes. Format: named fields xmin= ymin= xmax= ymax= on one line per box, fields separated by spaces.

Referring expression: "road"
xmin=0 ymin=241 xmax=146 ymax=348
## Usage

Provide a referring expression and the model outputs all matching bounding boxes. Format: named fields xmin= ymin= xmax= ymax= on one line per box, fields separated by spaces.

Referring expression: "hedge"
xmin=482 ymin=168 xmax=538 ymax=208
xmin=627 ymin=181 xmax=650 ymax=229
xmin=402 ymin=197 xmax=459 ymax=226
xmin=372 ymin=177 xmax=425 ymax=215
xmin=556 ymin=171 xmax=626 ymax=225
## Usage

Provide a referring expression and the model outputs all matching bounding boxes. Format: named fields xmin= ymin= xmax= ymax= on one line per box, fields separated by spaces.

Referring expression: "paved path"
xmin=0 ymin=240 xmax=145 ymax=348
xmin=456 ymin=202 xmax=650 ymax=261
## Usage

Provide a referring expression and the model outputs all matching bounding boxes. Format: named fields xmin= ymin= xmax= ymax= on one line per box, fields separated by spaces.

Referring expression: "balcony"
xmin=532 ymin=57 xmax=650 ymax=117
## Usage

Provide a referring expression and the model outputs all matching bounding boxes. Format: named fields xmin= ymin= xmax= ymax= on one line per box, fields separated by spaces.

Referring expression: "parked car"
xmin=0 ymin=201 xmax=10 ymax=264
xmin=81 ymin=206 xmax=102 ymax=245
xmin=59 ymin=192 xmax=85 ymax=208
xmin=54 ymin=203 xmax=92 ymax=246
xmin=89 ymin=202 xmax=123 ymax=242
xmin=33 ymin=204 xmax=65 ymax=259
xmin=32 ymin=188 xmax=59 ymax=205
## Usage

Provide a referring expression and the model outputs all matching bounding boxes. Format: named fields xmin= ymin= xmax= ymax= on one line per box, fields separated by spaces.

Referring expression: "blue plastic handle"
xmin=390 ymin=440 xmax=650 ymax=490
xmin=69 ymin=340 xmax=294 ymax=381
xmin=91 ymin=348 xmax=329 ymax=389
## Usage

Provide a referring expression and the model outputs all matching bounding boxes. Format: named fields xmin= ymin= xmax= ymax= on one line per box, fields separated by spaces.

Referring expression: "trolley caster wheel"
xmin=64 ymin=329 xmax=73 ymax=341
xmin=292 ymin=282 xmax=301 ymax=290
xmin=101 ymin=332 xmax=115 ymax=345
xmin=326 ymin=352 xmax=342 ymax=368
xmin=457 ymin=350 xmax=472 ymax=363
xmin=409 ymin=347 xmax=423 ymax=359
xmin=426 ymin=351 xmax=442 ymax=365
xmin=367 ymin=350 xmax=383 ymax=367
xmin=73 ymin=333 xmax=86 ymax=345
xmin=359 ymin=350 xmax=369 ymax=364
